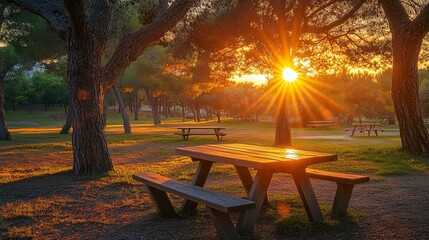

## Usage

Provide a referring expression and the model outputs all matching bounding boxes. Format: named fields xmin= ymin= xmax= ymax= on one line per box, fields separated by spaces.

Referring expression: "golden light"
xmin=282 ymin=67 xmax=298 ymax=82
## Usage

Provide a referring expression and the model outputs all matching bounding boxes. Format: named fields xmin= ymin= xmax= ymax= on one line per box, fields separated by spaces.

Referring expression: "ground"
xmin=1 ymin=118 xmax=429 ymax=239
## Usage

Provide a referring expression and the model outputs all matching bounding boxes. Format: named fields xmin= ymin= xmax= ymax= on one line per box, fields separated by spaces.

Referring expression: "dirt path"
xmin=268 ymin=173 xmax=429 ymax=239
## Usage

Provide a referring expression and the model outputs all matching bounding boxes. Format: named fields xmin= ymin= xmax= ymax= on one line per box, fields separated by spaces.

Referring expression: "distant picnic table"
xmin=348 ymin=122 xmax=384 ymax=136
xmin=175 ymin=127 xmax=226 ymax=141
xmin=306 ymin=120 xmax=336 ymax=128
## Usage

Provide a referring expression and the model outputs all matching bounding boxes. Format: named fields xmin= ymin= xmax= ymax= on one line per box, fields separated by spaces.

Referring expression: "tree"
xmin=185 ymin=0 xmax=366 ymax=146
xmin=0 ymin=1 xmax=64 ymax=140
xmin=379 ymin=0 xmax=429 ymax=156
xmin=345 ymin=74 xmax=386 ymax=121
xmin=10 ymin=0 xmax=201 ymax=174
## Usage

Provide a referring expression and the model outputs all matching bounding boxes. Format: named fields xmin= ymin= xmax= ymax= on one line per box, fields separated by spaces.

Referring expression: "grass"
xmin=1 ymin=108 xmax=429 ymax=239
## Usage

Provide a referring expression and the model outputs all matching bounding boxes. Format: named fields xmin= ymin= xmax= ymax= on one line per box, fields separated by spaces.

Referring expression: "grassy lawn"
xmin=1 ymin=109 xmax=428 ymax=239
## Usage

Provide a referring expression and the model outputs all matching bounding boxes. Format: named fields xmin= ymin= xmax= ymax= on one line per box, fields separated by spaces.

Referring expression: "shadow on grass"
xmin=0 ymin=170 xmax=91 ymax=205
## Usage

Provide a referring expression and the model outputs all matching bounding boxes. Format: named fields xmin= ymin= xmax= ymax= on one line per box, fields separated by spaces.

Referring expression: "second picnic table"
xmin=175 ymin=143 xmax=337 ymax=233
xmin=175 ymin=127 xmax=226 ymax=141
xmin=349 ymin=123 xmax=383 ymax=137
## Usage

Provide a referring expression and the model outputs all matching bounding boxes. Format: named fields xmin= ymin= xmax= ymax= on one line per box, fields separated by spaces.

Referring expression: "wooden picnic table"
xmin=350 ymin=123 xmax=383 ymax=137
xmin=175 ymin=143 xmax=337 ymax=233
xmin=306 ymin=120 xmax=336 ymax=128
xmin=175 ymin=127 xmax=226 ymax=141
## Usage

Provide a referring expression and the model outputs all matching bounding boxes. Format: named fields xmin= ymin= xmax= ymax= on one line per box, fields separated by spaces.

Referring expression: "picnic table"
xmin=349 ymin=122 xmax=383 ymax=137
xmin=306 ymin=120 xmax=336 ymax=128
xmin=175 ymin=127 xmax=226 ymax=141
xmin=175 ymin=143 xmax=337 ymax=233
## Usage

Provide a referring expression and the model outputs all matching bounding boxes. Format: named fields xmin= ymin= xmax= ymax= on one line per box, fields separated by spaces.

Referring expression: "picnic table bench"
xmin=133 ymin=172 xmax=255 ymax=240
xmin=306 ymin=169 xmax=370 ymax=217
xmin=346 ymin=122 xmax=384 ymax=136
xmin=306 ymin=120 xmax=336 ymax=128
xmin=175 ymin=127 xmax=226 ymax=141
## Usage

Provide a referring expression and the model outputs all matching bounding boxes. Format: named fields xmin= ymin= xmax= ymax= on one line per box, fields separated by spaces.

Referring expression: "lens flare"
xmin=282 ymin=68 xmax=298 ymax=82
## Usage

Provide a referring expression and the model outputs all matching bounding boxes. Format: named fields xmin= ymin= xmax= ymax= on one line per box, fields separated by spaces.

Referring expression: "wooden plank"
xmin=236 ymin=170 xmax=273 ymax=233
xmin=133 ymin=172 xmax=255 ymax=213
xmin=146 ymin=185 xmax=176 ymax=217
xmin=292 ymin=168 xmax=324 ymax=223
xmin=177 ymin=127 xmax=226 ymax=130
xmin=174 ymin=133 xmax=227 ymax=136
xmin=234 ymin=166 xmax=253 ymax=195
xmin=331 ymin=183 xmax=354 ymax=218
xmin=182 ymin=160 xmax=213 ymax=213
xmin=207 ymin=208 xmax=239 ymax=240
xmin=176 ymin=144 xmax=337 ymax=170
xmin=306 ymin=169 xmax=370 ymax=185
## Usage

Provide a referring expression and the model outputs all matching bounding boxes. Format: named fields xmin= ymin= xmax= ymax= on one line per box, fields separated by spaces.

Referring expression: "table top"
xmin=177 ymin=127 xmax=226 ymax=130
xmin=352 ymin=123 xmax=381 ymax=126
xmin=175 ymin=143 xmax=337 ymax=170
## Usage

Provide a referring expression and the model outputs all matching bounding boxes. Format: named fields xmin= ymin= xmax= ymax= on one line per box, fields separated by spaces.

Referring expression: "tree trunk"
xmin=0 ymin=81 xmax=11 ymax=141
xmin=181 ymin=103 xmax=186 ymax=122
xmin=134 ymin=91 xmax=139 ymax=120
xmin=68 ymin=37 xmax=113 ymax=175
xmin=113 ymin=85 xmax=131 ymax=134
xmin=275 ymin=97 xmax=291 ymax=147
xmin=391 ymin=33 xmax=429 ymax=155
xmin=103 ymin=89 xmax=109 ymax=127
xmin=60 ymin=105 xmax=74 ymax=134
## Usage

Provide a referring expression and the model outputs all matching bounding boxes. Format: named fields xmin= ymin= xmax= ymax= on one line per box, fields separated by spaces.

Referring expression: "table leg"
xmin=292 ymin=168 xmax=324 ymax=223
xmin=181 ymin=160 xmax=213 ymax=213
xmin=235 ymin=166 xmax=269 ymax=204
xmin=214 ymin=128 xmax=220 ymax=141
xmin=350 ymin=125 xmax=357 ymax=137
xmin=234 ymin=166 xmax=253 ymax=195
xmin=236 ymin=170 xmax=273 ymax=233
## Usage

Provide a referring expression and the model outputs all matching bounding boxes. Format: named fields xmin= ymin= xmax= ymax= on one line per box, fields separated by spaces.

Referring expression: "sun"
xmin=282 ymin=67 xmax=298 ymax=82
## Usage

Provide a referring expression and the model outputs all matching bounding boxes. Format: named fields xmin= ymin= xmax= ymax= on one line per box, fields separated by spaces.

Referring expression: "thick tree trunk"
xmin=0 ymin=83 xmax=11 ymax=141
xmin=113 ymin=85 xmax=131 ymax=134
xmin=391 ymin=34 xmax=429 ymax=155
xmin=275 ymin=97 xmax=291 ymax=147
xmin=68 ymin=37 xmax=113 ymax=175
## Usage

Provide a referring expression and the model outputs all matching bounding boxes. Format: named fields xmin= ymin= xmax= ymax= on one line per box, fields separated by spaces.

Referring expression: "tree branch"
xmin=0 ymin=1 xmax=7 ymax=33
xmin=412 ymin=3 xmax=429 ymax=36
xmin=88 ymin=0 xmax=114 ymax=43
xmin=8 ymin=0 xmax=69 ymax=39
xmin=378 ymin=0 xmax=410 ymax=32
xmin=103 ymin=0 xmax=199 ymax=87
xmin=306 ymin=0 xmax=365 ymax=34
xmin=156 ymin=0 xmax=168 ymax=19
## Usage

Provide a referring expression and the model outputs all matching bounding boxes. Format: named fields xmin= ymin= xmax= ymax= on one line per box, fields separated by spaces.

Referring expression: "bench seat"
xmin=174 ymin=132 xmax=227 ymax=141
xmin=306 ymin=169 xmax=369 ymax=218
xmin=133 ymin=172 xmax=255 ymax=239
xmin=174 ymin=133 xmax=227 ymax=136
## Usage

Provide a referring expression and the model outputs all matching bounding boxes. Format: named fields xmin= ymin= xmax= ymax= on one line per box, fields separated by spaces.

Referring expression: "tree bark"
xmin=275 ymin=96 xmax=291 ymax=147
xmin=380 ymin=0 xmax=429 ymax=156
xmin=0 ymin=57 xmax=11 ymax=141
xmin=134 ymin=91 xmax=139 ymax=120
xmin=66 ymin=11 xmax=113 ymax=174
xmin=0 ymin=79 xmax=11 ymax=141
xmin=113 ymin=84 xmax=131 ymax=134
xmin=146 ymin=91 xmax=161 ymax=125
xmin=391 ymin=33 xmax=429 ymax=155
